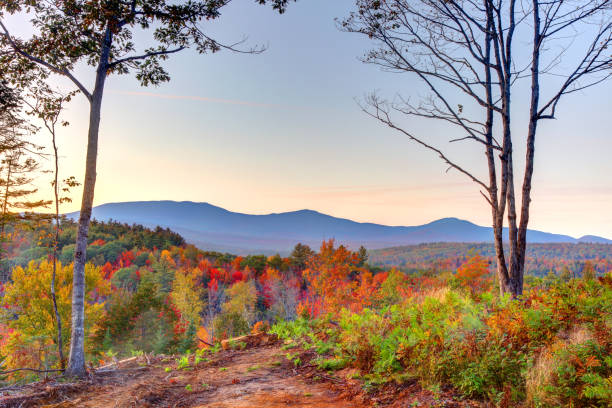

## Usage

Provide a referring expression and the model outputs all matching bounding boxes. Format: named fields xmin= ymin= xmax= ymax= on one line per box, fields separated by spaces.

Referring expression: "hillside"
xmin=2 ymin=221 xmax=611 ymax=407
xmin=369 ymin=242 xmax=612 ymax=276
xmin=66 ymin=201 xmax=612 ymax=254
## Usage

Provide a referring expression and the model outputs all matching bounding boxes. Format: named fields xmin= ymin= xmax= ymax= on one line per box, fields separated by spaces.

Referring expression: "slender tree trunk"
xmin=491 ymin=0 xmax=522 ymax=297
xmin=1 ymin=159 xmax=11 ymax=237
xmin=0 ymin=161 xmax=10 ymax=282
xmin=51 ymin=123 xmax=65 ymax=370
xmin=515 ymin=0 xmax=542 ymax=296
xmin=499 ymin=84 xmax=518 ymax=296
xmin=65 ymin=27 xmax=111 ymax=378
xmin=505 ymin=146 xmax=521 ymax=295
xmin=483 ymin=4 xmax=511 ymax=295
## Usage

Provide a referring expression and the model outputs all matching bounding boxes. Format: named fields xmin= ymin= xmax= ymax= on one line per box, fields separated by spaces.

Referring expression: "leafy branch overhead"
xmin=0 ymin=0 xmax=296 ymax=94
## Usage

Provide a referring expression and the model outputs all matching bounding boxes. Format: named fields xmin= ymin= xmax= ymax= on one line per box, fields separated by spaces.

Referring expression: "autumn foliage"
xmin=1 ymin=221 xmax=610 ymax=408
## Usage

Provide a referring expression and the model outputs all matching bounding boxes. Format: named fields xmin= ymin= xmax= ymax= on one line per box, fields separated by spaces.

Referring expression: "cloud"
xmin=107 ymin=90 xmax=281 ymax=109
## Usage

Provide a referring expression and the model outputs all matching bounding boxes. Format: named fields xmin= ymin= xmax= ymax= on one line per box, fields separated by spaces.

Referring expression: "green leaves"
xmin=1 ymin=0 xmax=297 ymax=90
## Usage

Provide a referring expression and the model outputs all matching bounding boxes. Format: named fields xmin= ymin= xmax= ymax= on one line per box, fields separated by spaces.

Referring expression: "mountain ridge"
xmin=66 ymin=200 xmax=612 ymax=254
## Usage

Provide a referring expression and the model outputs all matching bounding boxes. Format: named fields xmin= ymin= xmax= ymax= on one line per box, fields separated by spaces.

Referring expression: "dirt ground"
xmin=0 ymin=341 xmax=481 ymax=408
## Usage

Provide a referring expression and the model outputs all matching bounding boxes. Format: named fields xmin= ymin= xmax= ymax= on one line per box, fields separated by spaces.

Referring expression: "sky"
xmin=8 ymin=0 xmax=612 ymax=239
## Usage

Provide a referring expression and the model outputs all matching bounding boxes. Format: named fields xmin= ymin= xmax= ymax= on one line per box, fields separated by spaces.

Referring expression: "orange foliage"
xmin=456 ymin=253 xmax=491 ymax=295
xmin=196 ymin=326 xmax=209 ymax=348
xmin=302 ymin=240 xmax=373 ymax=316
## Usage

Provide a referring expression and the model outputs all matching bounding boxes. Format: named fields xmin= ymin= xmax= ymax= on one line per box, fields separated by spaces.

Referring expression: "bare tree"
xmin=341 ymin=0 xmax=611 ymax=296
xmin=1 ymin=0 xmax=295 ymax=377
xmin=24 ymin=84 xmax=80 ymax=371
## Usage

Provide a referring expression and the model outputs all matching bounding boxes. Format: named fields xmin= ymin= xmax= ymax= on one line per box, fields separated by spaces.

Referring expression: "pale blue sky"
xmin=14 ymin=0 xmax=612 ymax=238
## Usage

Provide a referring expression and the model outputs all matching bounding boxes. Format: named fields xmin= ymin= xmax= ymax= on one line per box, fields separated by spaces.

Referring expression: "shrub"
xmin=279 ymin=276 xmax=611 ymax=407
xmin=214 ymin=311 xmax=250 ymax=339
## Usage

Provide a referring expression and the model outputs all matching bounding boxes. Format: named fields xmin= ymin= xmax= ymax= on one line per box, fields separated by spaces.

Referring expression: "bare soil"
xmin=0 ymin=342 xmax=481 ymax=408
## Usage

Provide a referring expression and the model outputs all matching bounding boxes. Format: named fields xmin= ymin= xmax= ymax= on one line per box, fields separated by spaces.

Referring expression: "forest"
xmin=369 ymin=243 xmax=612 ymax=277
xmin=0 ymin=221 xmax=610 ymax=406
xmin=0 ymin=0 xmax=610 ymax=406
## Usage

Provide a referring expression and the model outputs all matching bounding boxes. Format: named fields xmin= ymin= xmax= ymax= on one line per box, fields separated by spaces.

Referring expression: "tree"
xmin=582 ymin=261 xmax=596 ymax=281
xmin=455 ymin=253 xmax=491 ymax=296
xmin=0 ymin=84 xmax=50 ymax=280
xmin=23 ymin=84 xmax=79 ymax=371
xmin=0 ymin=260 xmax=109 ymax=379
xmin=1 ymin=0 xmax=295 ymax=377
xmin=290 ymin=243 xmax=314 ymax=269
xmin=342 ymin=0 xmax=611 ymax=297
xmin=215 ymin=280 xmax=257 ymax=338
xmin=170 ymin=268 xmax=204 ymax=328
xmin=0 ymin=149 xmax=41 ymax=231
xmin=302 ymin=240 xmax=364 ymax=315
xmin=356 ymin=245 xmax=368 ymax=267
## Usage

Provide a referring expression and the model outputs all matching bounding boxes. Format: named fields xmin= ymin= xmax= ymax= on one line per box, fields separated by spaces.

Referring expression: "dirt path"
xmin=0 ymin=345 xmax=368 ymax=408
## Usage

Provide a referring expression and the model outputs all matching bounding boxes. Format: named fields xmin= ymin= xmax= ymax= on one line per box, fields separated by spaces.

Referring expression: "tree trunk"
xmin=65 ymin=27 xmax=111 ymax=378
xmin=482 ymin=7 xmax=511 ymax=296
xmin=51 ymin=122 xmax=65 ymax=370
xmin=515 ymin=0 xmax=543 ymax=297
xmin=0 ymin=160 xmax=10 ymax=282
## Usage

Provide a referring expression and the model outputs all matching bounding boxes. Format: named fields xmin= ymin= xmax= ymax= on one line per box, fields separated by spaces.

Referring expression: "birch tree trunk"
xmin=65 ymin=27 xmax=111 ymax=377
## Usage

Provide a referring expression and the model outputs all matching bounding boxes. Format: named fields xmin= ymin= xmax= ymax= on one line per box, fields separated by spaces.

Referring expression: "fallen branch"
xmin=318 ymin=374 xmax=343 ymax=383
xmin=0 ymin=368 xmax=63 ymax=375
xmin=0 ymin=383 xmax=83 ymax=407
xmin=96 ymin=356 xmax=138 ymax=371
xmin=96 ymin=366 xmax=149 ymax=375
xmin=198 ymin=336 xmax=214 ymax=347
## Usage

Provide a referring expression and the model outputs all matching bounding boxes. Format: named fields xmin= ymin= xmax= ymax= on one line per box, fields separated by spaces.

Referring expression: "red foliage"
xmin=101 ymin=262 xmax=115 ymax=280
xmin=456 ymin=253 xmax=491 ymax=295
xmin=231 ymin=269 xmax=244 ymax=283
xmin=117 ymin=250 xmax=135 ymax=268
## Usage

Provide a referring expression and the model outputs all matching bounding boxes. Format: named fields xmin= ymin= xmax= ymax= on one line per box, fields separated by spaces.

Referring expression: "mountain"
xmin=66 ymin=201 xmax=612 ymax=254
xmin=577 ymin=235 xmax=612 ymax=244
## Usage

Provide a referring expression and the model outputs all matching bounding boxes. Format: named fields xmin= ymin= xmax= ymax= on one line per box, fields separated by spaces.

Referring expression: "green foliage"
xmin=270 ymin=318 xmax=313 ymax=341
xmin=240 ymin=255 xmax=267 ymax=274
xmin=316 ymin=357 xmax=349 ymax=371
xmin=536 ymin=339 xmax=612 ymax=407
xmin=176 ymin=354 xmax=191 ymax=370
xmin=290 ymin=243 xmax=314 ymax=269
xmin=178 ymin=323 xmax=197 ymax=355
xmin=111 ymin=265 xmax=140 ymax=291
xmin=285 ymin=352 xmax=302 ymax=368
xmin=214 ymin=311 xmax=250 ymax=339
xmin=277 ymin=277 xmax=612 ymax=407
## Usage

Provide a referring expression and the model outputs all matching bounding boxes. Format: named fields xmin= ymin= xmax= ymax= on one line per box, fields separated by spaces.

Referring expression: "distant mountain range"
xmin=66 ymin=201 xmax=612 ymax=254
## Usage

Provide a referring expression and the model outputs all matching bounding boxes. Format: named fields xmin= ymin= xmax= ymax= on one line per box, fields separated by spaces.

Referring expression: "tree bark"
xmin=65 ymin=26 xmax=111 ymax=378
xmin=483 ymin=4 xmax=511 ymax=295
xmin=515 ymin=0 xmax=543 ymax=297
xmin=51 ymin=118 xmax=65 ymax=370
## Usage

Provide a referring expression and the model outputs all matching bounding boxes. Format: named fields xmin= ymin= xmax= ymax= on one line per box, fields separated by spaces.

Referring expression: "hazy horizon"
xmin=14 ymin=0 xmax=611 ymax=239
xmin=66 ymin=199 xmax=612 ymax=241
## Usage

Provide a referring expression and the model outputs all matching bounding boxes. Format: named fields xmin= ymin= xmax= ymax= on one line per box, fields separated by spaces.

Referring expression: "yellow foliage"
xmin=223 ymin=280 xmax=257 ymax=324
xmin=0 ymin=260 xmax=110 ymax=375
xmin=170 ymin=269 xmax=203 ymax=326
xmin=160 ymin=249 xmax=176 ymax=266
